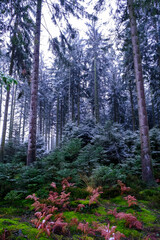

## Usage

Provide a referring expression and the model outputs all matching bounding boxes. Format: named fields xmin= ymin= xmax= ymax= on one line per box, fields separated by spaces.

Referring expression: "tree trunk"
xmin=22 ymin=97 xmax=27 ymax=142
xmin=60 ymin=100 xmax=63 ymax=142
xmin=127 ymin=0 xmax=155 ymax=185
xmin=0 ymin=86 xmax=2 ymax=130
xmin=56 ymin=95 xmax=59 ymax=147
xmin=129 ymin=79 xmax=135 ymax=131
xmin=151 ymin=92 xmax=155 ymax=127
xmin=18 ymin=104 xmax=23 ymax=143
xmin=94 ymin=57 xmax=99 ymax=123
xmin=72 ymin=92 xmax=75 ymax=122
xmin=9 ymin=84 xmax=17 ymax=141
xmin=27 ymin=0 xmax=42 ymax=165
xmin=68 ymin=67 xmax=71 ymax=121
xmin=0 ymin=47 xmax=15 ymax=162
xmin=77 ymin=82 xmax=80 ymax=126
xmin=39 ymin=100 xmax=43 ymax=135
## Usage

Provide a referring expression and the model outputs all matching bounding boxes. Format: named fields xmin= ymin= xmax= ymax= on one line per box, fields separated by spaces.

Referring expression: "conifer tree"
xmin=127 ymin=0 xmax=155 ymax=185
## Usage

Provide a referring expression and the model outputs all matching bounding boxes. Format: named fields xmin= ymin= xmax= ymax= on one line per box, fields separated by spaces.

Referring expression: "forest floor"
xmin=0 ymin=186 xmax=160 ymax=240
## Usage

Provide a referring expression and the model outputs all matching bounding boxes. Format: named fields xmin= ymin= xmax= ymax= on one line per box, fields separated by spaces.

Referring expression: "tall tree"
xmin=127 ymin=0 xmax=155 ymax=185
xmin=0 ymin=0 xmax=33 ymax=162
xmin=27 ymin=0 xmax=42 ymax=165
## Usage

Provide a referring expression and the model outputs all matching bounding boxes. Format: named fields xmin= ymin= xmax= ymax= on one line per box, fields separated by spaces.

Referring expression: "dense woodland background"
xmin=0 ymin=1 xmax=160 ymax=239
xmin=0 ymin=0 xmax=160 ymax=186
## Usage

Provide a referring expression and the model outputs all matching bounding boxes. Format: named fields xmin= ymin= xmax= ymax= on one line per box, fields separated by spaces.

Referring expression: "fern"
xmin=117 ymin=180 xmax=130 ymax=195
xmin=124 ymin=195 xmax=137 ymax=207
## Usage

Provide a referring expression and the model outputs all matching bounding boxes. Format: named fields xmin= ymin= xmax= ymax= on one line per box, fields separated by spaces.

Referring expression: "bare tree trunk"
xmin=22 ymin=97 xmax=27 ymax=142
xmin=39 ymin=100 xmax=43 ymax=135
xmin=151 ymin=92 xmax=155 ymax=127
xmin=72 ymin=92 xmax=75 ymax=122
xmin=9 ymin=84 xmax=17 ymax=141
xmin=94 ymin=57 xmax=99 ymax=123
xmin=77 ymin=83 xmax=80 ymax=126
xmin=68 ymin=67 xmax=71 ymax=121
xmin=129 ymin=79 xmax=135 ymax=131
xmin=56 ymin=95 xmax=59 ymax=147
xmin=60 ymin=100 xmax=63 ymax=142
xmin=0 ymin=86 xmax=2 ymax=130
xmin=27 ymin=0 xmax=42 ymax=165
xmin=18 ymin=104 xmax=23 ymax=143
xmin=0 ymin=48 xmax=15 ymax=162
xmin=127 ymin=0 xmax=155 ymax=185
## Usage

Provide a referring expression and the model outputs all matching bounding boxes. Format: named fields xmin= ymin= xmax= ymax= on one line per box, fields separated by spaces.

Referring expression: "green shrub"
xmin=91 ymin=165 xmax=127 ymax=187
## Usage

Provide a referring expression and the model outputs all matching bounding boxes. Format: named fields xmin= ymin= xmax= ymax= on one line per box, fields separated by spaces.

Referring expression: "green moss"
xmin=0 ymin=207 xmax=18 ymax=215
xmin=137 ymin=208 xmax=157 ymax=226
xmin=110 ymin=196 xmax=127 ymax=206
xmin=106 ymin=216 xmax=141 ymax=238
xmin=63 ymin=211 xmax=98 ymax=223
xmin=0 ymin=218 xmax=50 ymax=239
xmin=116 ymin=224 xmax=141 ymax=238
xmin=93 ymin=206 xmax=106 ymax=215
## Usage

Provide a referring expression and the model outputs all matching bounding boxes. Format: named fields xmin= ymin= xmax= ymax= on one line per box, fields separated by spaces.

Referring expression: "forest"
xmin=0 ymin=0 xmax=160 ymax=239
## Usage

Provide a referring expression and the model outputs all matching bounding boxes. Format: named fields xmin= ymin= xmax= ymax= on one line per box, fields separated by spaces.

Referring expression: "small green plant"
xmin=4 ymin=190 xmax=23 ymax=202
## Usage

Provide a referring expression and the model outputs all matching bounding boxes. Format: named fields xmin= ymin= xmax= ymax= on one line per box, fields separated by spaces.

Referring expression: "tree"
xmin=0 ymin=0 xmax=33 ymax=162
xmin=127 ymin=0 xmax=155 ymax=185
xmin=27 ymin=0 xmax=42 ymax=165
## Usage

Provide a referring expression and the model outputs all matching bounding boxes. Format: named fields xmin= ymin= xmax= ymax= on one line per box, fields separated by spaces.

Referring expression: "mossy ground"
xmin=0 ymin=186 xmax=160 ymax=240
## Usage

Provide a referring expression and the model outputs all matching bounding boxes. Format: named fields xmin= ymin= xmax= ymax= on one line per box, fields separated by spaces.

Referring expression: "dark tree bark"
xmin=0 ymin=47 xmax=15 ymax=162
xmin=94 ymin=57 xmax=99 ymax=123
xmin=9 ymin=84 xmax=17 ymax=141
xmin=56 ymin=95 xmax=59 ymax=147
xmin=77 ymin=82 xmax=80 ymax=126
xmin=60 ymin=100 xmax=63 ymax=142
xmin=27 ymin=0 xmax=42 ymax=165
xmin=127 ymin=0 xmax=155 ymax=185
xmin=22 ymin=97 xmax=27 ymax=142
xmin=129 ymin=79 xmax=135 ymax=131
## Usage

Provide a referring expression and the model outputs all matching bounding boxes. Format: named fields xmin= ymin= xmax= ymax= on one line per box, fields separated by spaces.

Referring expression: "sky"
xmin=40 ymin=0 xmax=117 ymax=64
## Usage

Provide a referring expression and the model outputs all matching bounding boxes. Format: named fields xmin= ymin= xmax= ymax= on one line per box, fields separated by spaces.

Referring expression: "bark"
xmin=39 ymin=100 xmax=43 ymax=135
xmin=56 ymin=95 xmax=59 ymax=147
xmin=18 ymin=104 xmax=23 ymax=143
xmin=151 ymin=92 xmax=155 ymax=127
xmin=0 ymin=86 xmax=2 ymax=130
xmin=94 ymin=57 xmax=99 ymax=123
xmin=22 ymin=97 xmax=27 ymax=142
xmin=72 ymin=92 xmax=75 ymax=122
xmin=68 ymin=67 xmax=71 ymax=121
xmin=129 ymin=79 xmax=135 ymax=131
xmin=127 ymin=0 xmax=155 ymax=185
xmin=27 ymin=0 xmax=42 ymax=165
xmin=9 ymin=84 xmax=17 ymax=141
xmin=0 ymin=47 xmax=15 ymax=162
xmin=77 ymin=82 xmax=80 ymax=126
xmin=60 ymin=100 xmax=63 ymax=142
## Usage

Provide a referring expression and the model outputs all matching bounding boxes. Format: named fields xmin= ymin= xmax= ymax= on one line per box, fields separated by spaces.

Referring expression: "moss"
xmin=110 ymin=196 xmax=127 ymax=206
xmin=0 ymin=218 xmax=50 ymax=239
xmin=137 ymin=208 xmax=157 ymax=227
xmin=93 ymin=206 xmax=106 ymax=215
xmin=139 ymin=187 xmax=160 ymax=202
xmin=63 ymin=211 xmax=98 ymax=223
xmin=70 ymin=199 xmax=98 ymax=213
xmin=116 ymin=224 xmax=141 ymax=238
xmin=106 ymin=217 xmax=141 ymax=238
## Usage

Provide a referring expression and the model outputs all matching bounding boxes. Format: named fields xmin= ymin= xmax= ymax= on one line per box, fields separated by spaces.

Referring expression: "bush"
xmin=0 ymin=163 xmax=23 ymax=198
xmin=91 ymin=165 xmax=127 ymax=187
